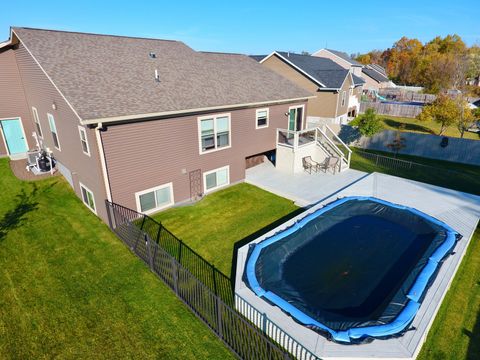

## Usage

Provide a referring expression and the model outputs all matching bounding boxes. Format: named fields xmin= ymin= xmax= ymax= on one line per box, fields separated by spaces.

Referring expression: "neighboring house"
xmin=313 ymin=48 xmax=393 ymax=91
xmin=0 ymin=27 xmax=311 ymax=222
xmin=253 ymin=52 xmax=365 ymax=126
xmin=361 ymin=65 xmax=392 ymax=90
xmin=312 ymin=48 xmax=364 ymax=77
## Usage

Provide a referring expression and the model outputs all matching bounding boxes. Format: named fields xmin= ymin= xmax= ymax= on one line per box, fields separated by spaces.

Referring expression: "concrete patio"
xmin=245 ymin=161 xmax=368 ymax=207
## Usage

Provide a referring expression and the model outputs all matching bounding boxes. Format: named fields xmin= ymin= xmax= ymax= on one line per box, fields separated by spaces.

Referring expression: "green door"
xmin=1 ymin=118 xmax=28 ymax=155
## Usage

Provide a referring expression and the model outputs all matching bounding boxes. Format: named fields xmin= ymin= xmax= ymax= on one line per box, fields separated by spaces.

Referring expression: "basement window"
xmin=135 ymin=183 xmax=174 ymax=214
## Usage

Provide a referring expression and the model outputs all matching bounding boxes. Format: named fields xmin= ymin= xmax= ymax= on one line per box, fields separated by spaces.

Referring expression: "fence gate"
xmin=189 ymin=169 xmax=202 ymax=201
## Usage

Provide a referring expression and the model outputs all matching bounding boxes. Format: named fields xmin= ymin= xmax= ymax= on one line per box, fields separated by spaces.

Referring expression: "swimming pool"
xmin=244 ymin=196 xmax=460 ymax=343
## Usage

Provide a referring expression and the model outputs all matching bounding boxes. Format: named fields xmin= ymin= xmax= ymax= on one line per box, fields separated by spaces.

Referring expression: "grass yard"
xmin=380 ymin=115 xmax=480 ymax=140
xmin=153 ymin=183 xmax=301 ymax=276
xmin=0 ymin=158 xmax=233 ymax=360
xmin=350 ymin=149 xmax=480 ymax=360
xmin=350 ymin=148 xmax=480 ymax=196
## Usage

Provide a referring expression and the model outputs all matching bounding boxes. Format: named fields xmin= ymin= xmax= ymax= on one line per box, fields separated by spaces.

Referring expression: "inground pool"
xmin=244 ymin=197 xmax=460 ymax=343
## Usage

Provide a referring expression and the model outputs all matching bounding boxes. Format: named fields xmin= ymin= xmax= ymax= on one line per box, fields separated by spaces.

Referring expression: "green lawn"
xmin=379 ymin=115 xmax=480 ymax=140
xmin=0 ymin=159 xmax=232 ymax=360
xmin=153 ymin=183 xmax=301 ymax=276
xmin=350 ymin=149 xmax=480 ymax=360
xmin=350 ymin=148 xmax=480 ymax=196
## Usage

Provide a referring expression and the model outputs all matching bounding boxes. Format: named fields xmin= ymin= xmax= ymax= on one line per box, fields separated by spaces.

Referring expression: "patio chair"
xmin=320 ymin=156 xmax=339 ymax=174
xmin=302 ymin=156 xmax=320 ymax=174
xmin=25 ymin=150 xmax=40 ymax=172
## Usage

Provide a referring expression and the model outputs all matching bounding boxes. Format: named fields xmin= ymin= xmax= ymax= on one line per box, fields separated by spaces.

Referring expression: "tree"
xmin=350 ymin=108 xmax=383 ymax=137
xmin=417 ymin=95 xmax=460 ymax=135
xmin=455 ymin=98 xmax=475 ymax=138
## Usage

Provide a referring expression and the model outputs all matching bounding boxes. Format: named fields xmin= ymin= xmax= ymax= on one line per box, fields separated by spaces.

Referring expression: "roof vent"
xmin=149 ymin=52 xmax=156 ymax=58
xmin=154 ymin=69 xmax=160 ymax=82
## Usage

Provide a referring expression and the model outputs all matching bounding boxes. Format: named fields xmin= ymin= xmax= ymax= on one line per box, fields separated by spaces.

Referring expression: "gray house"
xmin=0 ymin=27 xmax=311 ymax=222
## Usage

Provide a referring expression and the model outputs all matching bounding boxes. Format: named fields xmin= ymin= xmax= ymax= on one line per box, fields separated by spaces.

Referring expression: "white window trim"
xmin=341 ymin=91 xmax=347 ymax=107
xmin=47 ymin=113 xmax=61 ymax=151
xmin=197 ymin=113 xmax=232 ymax=155
xmin=203 ymin=165 xmax=230 ymax=194
xmin=135 ymin=182 xmax=175 ymax=215
xmin=287 ymin=104 xmax=305 ymax=131
xmin=32 ymin=107 xmax=43 ymax=138
xmin=255 ymin=108 xmax=269 ymax=129
xmin=78 ymin=125 xmax=91 ymax=156
xmin=79 ymin=182 xmax=97 ymax=214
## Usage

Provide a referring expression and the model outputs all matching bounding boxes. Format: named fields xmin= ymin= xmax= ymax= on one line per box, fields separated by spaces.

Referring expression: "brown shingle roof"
xmin=12 ymin=27 xmax=311 ymax=121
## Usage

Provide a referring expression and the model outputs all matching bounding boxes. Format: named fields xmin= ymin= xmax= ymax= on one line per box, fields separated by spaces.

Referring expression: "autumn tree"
xmin=417 ymin=95 xmax=460 ymax=135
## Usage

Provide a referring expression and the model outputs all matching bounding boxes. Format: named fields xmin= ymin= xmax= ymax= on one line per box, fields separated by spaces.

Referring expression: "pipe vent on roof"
xmin=149 ymin=52 xmax=156 ymax=58
xmin=155 ymin=69 xmax=160 ymax=82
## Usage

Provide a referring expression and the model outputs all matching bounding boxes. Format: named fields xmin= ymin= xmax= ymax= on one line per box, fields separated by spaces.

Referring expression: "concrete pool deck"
xmin=236 ymin=171 xmax=480 ymax=360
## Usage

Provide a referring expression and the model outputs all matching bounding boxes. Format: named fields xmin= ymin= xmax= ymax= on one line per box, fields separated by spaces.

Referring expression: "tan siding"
xmin=261 ymin=55 xmax=340 ymax=118
xmin=336 ymin=76 xmax=352 ymax=117
xmin=0 ymin=48 xmax=35 ymax=156
xmin=102 ymin=102 xmax=306 ymax=211
xmin=313 ymin=50 xmax=351 ymax=69
xmin=14 ymin=43 xmax=109 ymax=221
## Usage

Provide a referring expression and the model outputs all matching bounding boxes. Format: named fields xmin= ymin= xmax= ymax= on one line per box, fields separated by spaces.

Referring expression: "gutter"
xmin=95 ymin=123 xmax=112 ymax=202
xmin=81 ymin=96 xmax=314 ymax=125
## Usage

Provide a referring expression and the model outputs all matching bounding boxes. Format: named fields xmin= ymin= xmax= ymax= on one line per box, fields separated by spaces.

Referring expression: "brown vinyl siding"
xmin=336 ymin=75 xmax=353 ymax=117
xmin=14 ymin=42 xmax=109 ymax=221
xmin=0 ymin=48 xmax=35 ymax=155
xmin=261 ymin=55 xmax=341 ymax=119
xmin=101 ymin=102 xmax=305 ymax=211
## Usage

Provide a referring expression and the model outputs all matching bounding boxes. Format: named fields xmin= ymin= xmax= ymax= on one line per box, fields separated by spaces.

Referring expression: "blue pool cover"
xmin=244 ymin=196 xmax=460 ymax=343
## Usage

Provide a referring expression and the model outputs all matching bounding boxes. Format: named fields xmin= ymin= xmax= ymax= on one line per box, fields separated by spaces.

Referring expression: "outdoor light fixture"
xmin=52 ymin=102 xmax=57 ymax=110
xmin=284 ymin=112 xmax=289 ymax=116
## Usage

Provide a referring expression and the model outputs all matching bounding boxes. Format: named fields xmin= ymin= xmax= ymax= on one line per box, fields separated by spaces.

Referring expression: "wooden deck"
xmin=236 ymin=172 xmax=480 ymax=360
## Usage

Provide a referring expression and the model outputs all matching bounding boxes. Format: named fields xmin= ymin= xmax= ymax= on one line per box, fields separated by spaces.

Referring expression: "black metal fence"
xmin=105 ymin=200 xmax=303 ymax=360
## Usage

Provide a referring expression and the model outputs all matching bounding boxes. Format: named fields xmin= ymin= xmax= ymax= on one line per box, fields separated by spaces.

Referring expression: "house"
xmin=313 ymin=48 xmax=393 ymax=91
xmin=0 ymin=27 xmax=312 ymax=222
xmin=312 ymin=48 xmax=364 ymax=77
xmin=252 ymin=52 xmax=365 ymax=127
xmin=361 ymin=64 xmax=392 ymax=90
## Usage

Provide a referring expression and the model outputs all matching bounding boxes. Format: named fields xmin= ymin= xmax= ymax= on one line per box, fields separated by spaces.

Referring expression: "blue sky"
xmin=2 ymin=1 xmax=478 ymax=55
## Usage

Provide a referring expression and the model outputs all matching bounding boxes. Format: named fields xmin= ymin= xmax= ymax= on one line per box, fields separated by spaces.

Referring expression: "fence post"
xmin=145 ymin=233 xmax=154 ymax=270
xmin=262 ymin=312 xmax=268 ymax=334
xmin=105 ymin=200 xmax=114 ymax=230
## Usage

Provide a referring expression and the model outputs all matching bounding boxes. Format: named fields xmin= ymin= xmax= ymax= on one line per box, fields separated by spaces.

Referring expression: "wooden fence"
xmin=360 ymin=101 xmax=423 ymax=118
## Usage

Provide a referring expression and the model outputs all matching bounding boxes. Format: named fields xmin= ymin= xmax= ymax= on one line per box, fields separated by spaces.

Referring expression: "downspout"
xmin=95 ymin=123 xmax=112 ymax=202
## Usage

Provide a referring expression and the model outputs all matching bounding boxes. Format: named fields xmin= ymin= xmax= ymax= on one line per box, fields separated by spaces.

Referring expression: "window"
xmin=47 ymin=113 xmax=61 ymax=150
xmin=135 ymin=183 xmax=174 ymax=214
xmin=78 ymin=126 xmax=90 ymax=156
xmin=203 ymin=166 xmax=229 ymax=193
xmin=32 ymin=107 xmax=43 ymax=138
xmin=255 ymin=108 xmax=269 ymax=129
xmin=80 ymin=183 xmax=96 ymax=213
xmin=341 ymin=91 xmax=346 ymax=107
xmin=198 ymin=114 xmax=231 ymax=153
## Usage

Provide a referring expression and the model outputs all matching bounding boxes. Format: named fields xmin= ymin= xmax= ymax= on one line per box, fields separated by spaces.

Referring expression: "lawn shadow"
xmin=383 ymin=118 xmax=436 ymax=134
xmin=0 ymin=185 xmax=39 ymax=242
xmin=230 ymin=207 xmax=306 ymax=282
xmin=464 ymin=306 xmax=480 ymax=360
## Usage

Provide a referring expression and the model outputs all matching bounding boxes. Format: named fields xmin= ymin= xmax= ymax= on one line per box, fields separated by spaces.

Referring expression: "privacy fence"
xmin=105 ymin=200 xmax=319 ymax=360
xmin=359 ymin=101 xmax=423 ymax=118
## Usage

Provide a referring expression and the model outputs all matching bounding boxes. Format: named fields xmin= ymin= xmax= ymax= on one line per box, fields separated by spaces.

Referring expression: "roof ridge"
xmin=12 ymin=26 xmax=181 ymax=43
xmin=200 ymin=51 xmax=245 ymax=56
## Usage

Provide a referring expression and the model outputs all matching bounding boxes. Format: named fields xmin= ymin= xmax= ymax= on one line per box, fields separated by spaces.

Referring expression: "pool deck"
xmin=245 ymin=161 xmax=369 ymax=207
xmin=236 ymin=170 xmax=480 ymax=360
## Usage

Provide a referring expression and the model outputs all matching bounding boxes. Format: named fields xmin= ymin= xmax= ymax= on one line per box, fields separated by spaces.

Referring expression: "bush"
xmin=350 ymin=108 xmax=383 ymax=137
